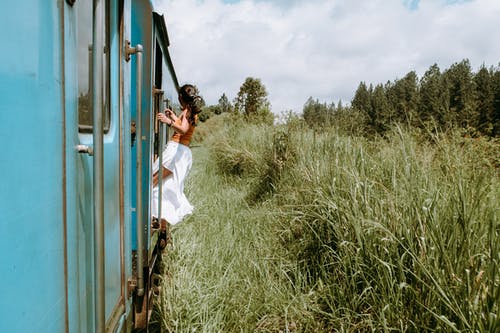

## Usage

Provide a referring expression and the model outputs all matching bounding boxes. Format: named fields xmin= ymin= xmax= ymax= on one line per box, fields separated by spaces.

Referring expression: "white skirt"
xmin=151 ymin=141 xmax=193 ymax=225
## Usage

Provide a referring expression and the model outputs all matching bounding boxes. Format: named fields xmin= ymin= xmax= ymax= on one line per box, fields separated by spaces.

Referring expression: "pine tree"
xmin=302 ymin=97 xmax=316 ymax=126
xmin=492 ymin=66 xmax=500 ymax=136
xmin=352 ymin=82 xmax=372 ymax=116
xmin=443 ymin=59 xmax=477 ymax=129
xmin=218 ymin=93 xmax=232 ymax=114
xmin=370 ymin=84 xmax=391 ymax=133
xmin=418 ymin=64 xmax=450 ymax=128
xmin=386 ymin=71 xmax=419 ymax=125
xmin=337 ymin=99 xmax=343 ymax=112
xmin=474 ymin=66 xmax=494 ymax=135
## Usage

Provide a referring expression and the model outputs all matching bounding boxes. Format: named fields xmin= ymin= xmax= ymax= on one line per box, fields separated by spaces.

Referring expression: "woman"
xmin=151 ymin=84 xmax=203 ymax=226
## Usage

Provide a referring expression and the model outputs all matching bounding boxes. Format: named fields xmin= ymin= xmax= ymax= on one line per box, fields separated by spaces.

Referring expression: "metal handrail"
xmin=126 ymin=40 xmax=144 ymax=297
xmin=157 ymin=122 xmax=163 ymax=224
xmin=157 ymin=92 xmax=165 ymax=229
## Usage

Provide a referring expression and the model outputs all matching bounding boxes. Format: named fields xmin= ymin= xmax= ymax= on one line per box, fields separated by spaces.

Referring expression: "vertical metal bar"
xmin=92 ymin=0 xmax=105 ymax=332
xmin=125 ymin=39 xmax=145 ymax=297
xmin=153 ymin=90 xmax=165 ymax=225
xmin=59 ymin=2 xmax=69 ymax=331
xmin=157 ymin=113 xmax=163 ymax=223
xmin=88 ymin=45 xmax=93 ymax=100
xmin=165 ymin=99 xmax=170 ymax=148
xmin=134 ymin=45 xmax=145 ymax=297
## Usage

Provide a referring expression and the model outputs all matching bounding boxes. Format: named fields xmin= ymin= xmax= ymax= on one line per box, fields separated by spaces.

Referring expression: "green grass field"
xmin=154 ymin=114 xmax=499 ymax=332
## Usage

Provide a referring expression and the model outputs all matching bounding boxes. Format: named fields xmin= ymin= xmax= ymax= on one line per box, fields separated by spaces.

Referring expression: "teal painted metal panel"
xmin=65 ymin=0 xmax=127 ymax=329
xmin=64 ymin=0 xmax=95 ymax=330
xmin=103 ymin=0 xmax=125 ymax=318
xmin=0 ymin=1 xmax=66 ymax=332
xmin=131 ymin=0 xmax=154 ymax=251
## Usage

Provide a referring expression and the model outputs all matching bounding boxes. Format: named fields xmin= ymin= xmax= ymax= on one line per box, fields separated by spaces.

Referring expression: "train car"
xmin=0 ymin=0 xmax=179 ymax=331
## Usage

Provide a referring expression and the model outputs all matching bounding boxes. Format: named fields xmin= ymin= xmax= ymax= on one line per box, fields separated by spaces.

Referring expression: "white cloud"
xmin=153 ymin=0 xmax=500 ymax=114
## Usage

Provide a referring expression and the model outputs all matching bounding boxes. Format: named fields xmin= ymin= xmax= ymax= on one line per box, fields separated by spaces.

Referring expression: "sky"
xmin=152 ymin=0 xmax=500 ymax=115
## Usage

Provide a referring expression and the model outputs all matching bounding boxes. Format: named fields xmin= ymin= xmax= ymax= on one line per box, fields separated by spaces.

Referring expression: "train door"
xmin=64 ymin=0 xmax=126 ymax=331
xmin=129 ymin=0 xmax=154 ymax=328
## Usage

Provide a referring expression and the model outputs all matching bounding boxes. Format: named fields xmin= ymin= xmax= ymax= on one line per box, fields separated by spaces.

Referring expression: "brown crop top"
xmin=171 ymin=117 xmax=196 ymax=146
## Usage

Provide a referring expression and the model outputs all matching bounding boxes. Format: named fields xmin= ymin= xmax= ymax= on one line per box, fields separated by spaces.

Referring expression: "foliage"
xmin=155 ymin=59 xmax=499 ymax=333
xmin=197 ymin=104 xmax=218 ymax=122
xmin=302 ymin=97 xmax=334 ymax=129
xmin=218 ymin=93 xmax=233 ymax=114
xmin=234 ymin=77 xmax=274 ymax=124
xmin=315 ymin=60 xmax=500 ymax=137
xmin=197 ymin=93 xmax=234 ymax=123
xmin=157 ymin=117 xmax=499 ymax=332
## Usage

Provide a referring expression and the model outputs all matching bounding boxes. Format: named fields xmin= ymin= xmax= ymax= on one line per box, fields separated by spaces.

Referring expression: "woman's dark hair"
xmin=179 ymin=84 xmax=204 ymax=125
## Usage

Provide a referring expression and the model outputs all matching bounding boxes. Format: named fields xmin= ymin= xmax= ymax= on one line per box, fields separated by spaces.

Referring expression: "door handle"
xmin=76 ymin=144 xmax=94 ymax=156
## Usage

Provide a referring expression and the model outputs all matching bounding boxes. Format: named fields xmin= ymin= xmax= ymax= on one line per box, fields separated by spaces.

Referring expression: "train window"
xmin=155 ymin=41 xmax=163 ymax=90
xmin=76 ymin=1 xmax=110 ymax=133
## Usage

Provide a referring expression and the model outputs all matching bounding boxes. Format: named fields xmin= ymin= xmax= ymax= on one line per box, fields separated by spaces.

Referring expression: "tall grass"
xmin=156 ymin=114 xmax=499 ymax=332
xmin=275 ymin=126 xmax=498 ymax=331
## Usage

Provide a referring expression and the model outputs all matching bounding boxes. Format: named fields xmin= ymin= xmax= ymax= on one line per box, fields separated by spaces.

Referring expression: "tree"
xmin=198 ymin=105 xmax=219 ymax=122
xmin=302 ymin=97 xmax=332 ymax=128
xmin=443 ymin=59 xmax=477 ymax=129
xmin=370 ymin=83 xmax=391 ymax=133
xmin=234 ymin=77 xmax=272 ymax=123
xmin=352 ymin=81 xmax=372 ymax=116
xmin=218 ymin=93 xmax=232 ymax=114
xmin=492 ymin=65 xmax=500 ymax=136
xmin=418 ymin=64 xmax=450 ymax=128
xmin=386 ymin=71 xmax=419 ymax=125
xmin=337 ymin=99 xmax=343 ymax=112
xmin=474 ymin=66 xmax=495 ymax=135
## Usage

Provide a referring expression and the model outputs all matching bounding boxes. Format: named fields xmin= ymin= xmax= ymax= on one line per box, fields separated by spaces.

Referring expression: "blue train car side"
xmin=0 ymin=0 xmax=179 ymax=332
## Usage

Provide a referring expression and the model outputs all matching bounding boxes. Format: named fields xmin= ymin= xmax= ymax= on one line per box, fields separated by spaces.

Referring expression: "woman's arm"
xmin=153 ymin=167 xmax=172 ymax=187
xmin=157 ymin=109 xmax=190 ymax=134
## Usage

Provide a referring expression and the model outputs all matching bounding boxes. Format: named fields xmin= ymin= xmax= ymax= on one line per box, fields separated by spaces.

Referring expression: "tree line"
xmin=199 ymin=77 xmax=273 ymax=124
xmin=202 ymin=59 xmax=499 ymax=137
xmin=306 ymin=59 xmax=500 ymax=137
